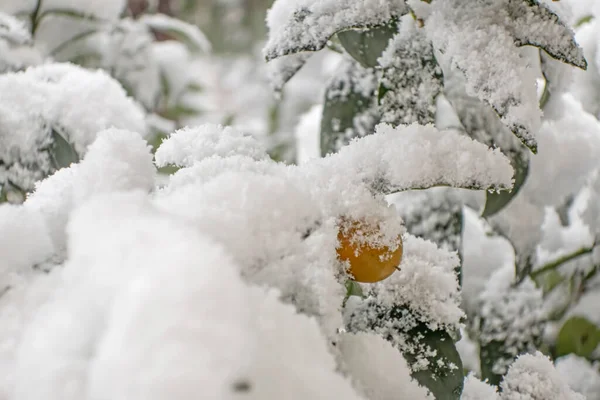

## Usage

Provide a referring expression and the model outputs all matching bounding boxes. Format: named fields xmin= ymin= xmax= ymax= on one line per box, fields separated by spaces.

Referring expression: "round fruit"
xmin=336 ymin=220 xmax=403 ymax=283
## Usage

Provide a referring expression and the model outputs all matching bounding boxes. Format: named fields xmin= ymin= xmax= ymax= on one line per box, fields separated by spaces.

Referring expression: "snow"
xmin=25 ymin=129 xmax=155 ymax=260
xmin=338 ymin=332 xmax=432 ymax=400
xmin=475 ymin=265 xmax=545 ymax=377
xmin=264 ymin=0 xmax=408 ymax=60
xmin=370 ymin=234 xmax=463 ymax=331
xmin=378 ymin=17 xmax=442 ymax=126
xmin=315 ymin=122 xmax=514 ymax=195
xmin=555 ymin=354 xmax=600 ymax=400
xmin=294 ymin=104 xmax=322 ymax=164
xmin=501 ymin=352 xmax=586 ymax=400
xmin=154 ymin=124 xmax=268 ymax=168
xmin=461 ymin=373 xmax=499 ymax=400
xmin=0 ymin=63 xmax=147 ymax=191
xmin=0 ymin=205 xmax=53 ymax=279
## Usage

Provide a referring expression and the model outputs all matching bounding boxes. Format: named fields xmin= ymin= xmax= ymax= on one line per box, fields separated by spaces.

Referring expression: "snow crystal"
xmin=501 ymin=352 xmax=586 ymax=400
xmin=263 ymin=0 xmax=408 ymax=60
xmin=338 ymin=332 xmax=432 ymax=400
xmin=154 ymin=124 xmax=267 ymax=168
xmin=461 ymin=373 xmax=499 ymax=400
xmin=427 ymin=0 xmax=542 ymax=152
xmin=555 ymin=354 xmax=600 ymax=400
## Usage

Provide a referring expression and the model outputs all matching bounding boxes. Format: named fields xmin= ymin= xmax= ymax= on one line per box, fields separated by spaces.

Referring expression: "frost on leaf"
xmin=320 ymin=58 xmax=380 ymax=155
xmin=378 ymin=18 xmax=443 ymax=126
xmin=475 ymin=266 xmax=546 ymax=385
xmin=263 ymin=0 xmax=408 ymax=60
xmin=318 ymin=122 xmax=514 ymax=195
xmin=507 ymin=0 xmax=587 ymax=70
xmin=501 ymin=352 xmax=586 ymax=400
xmin=427 ymin=0 xmax=542 ymax=153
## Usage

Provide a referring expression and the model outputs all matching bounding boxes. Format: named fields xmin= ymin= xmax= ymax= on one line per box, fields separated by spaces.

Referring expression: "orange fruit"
xmin=336 ymin=219 xmax=403 ymax=283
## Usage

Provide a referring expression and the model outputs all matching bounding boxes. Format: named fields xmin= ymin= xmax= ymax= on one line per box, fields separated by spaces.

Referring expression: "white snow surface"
xmin=338 ymin=332 xmax=433 ymax=400
xmin=501 ymin=352 xmax=586 ymax=400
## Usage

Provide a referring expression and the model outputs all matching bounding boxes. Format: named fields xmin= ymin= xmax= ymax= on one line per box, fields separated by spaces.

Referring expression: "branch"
xmin=530 ymin=244 xmax=596 ymax=279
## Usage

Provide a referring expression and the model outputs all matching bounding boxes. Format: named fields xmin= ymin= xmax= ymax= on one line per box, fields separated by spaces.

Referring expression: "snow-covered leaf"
xmin=403 ymin=321 xmax=464 ymax=400
xmin=337 ymin=20 xmax=398 ymax=68
xmin=427 ymin=0 xmax=543 ymax=153
xmin=263 ymin=0 xmax=409 ymax=60
xmin=320 ymin=123 xmax=514 ymax=195
xmin=444 ymin=71 xmax=529 ymax=216
xmin=482 ymin=155 xmax=528 ymax=218
xmin=378 ymin=19 xmax=442 ymax=126
xmin=508 ymin=0 xmax=587 ymax=70
xmin=266 ymin=53 xmax=312 ymax=92
xmin=320 ymin=58 xmax=379 ymax=155
xmin=345 ymin=301 xmax=463 ymax=400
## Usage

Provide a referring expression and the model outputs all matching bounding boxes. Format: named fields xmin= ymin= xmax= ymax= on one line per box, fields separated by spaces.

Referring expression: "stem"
xmin=31 ymin=0 xmax=42 ymax=36
xmin=530 ymin=244 xmax=596 ymax=279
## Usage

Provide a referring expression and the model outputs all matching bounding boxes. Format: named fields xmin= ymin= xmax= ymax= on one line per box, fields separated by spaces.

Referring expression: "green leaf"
xmin=50 ymin=129 xmax=79 ymax=169
xmin=345 ymin=280 xmax=364 ymax=298
xmin=337 ymin=21 xmax=398 ymax=69
xmin=403 ymin=322 xmax=464 ymax=400
xmin=482 ymin=153 xmax=529 ymax=217
xmin=378 ymin=20 xmax=443 ymax=126
xmin=345 ymin=302 xmax=463 ymax=399
xmin=508 ymin=0 xmax=587 ymax=70
xmin=320 ymin=59 xmax=380 ymax=156
xmin=556 ymin=316 xmax=600 ymax=358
